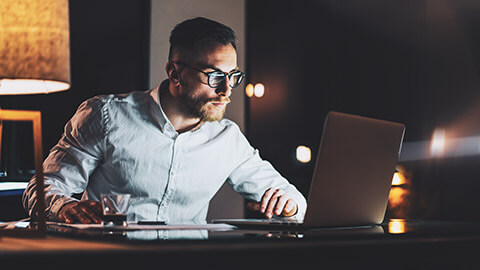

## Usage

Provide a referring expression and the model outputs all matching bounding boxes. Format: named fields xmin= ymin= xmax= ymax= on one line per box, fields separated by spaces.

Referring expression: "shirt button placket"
xmin=158 ymin=136 xmax=181 ymax=221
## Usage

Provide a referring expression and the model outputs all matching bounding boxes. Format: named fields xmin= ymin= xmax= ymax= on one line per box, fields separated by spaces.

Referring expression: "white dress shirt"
xmin=23 ymin=81 xmax=307 ymax=223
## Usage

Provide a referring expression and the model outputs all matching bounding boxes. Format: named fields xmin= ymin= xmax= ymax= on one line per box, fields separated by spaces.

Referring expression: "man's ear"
xmin=166 ymin=61 xmax=181 ymax=87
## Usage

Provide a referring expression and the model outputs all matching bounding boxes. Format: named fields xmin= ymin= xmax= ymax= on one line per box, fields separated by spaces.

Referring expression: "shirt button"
xmin=162 ymin=202 xmax=167 ymax=207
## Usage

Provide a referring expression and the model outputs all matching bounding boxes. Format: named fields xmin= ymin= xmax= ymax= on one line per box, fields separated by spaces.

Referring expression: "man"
xmin=23 ymin=17 xmax=306 ymax=224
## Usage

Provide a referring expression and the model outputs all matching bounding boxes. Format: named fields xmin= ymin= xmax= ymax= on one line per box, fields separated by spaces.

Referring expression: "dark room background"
xmin=246 ymin=0 xmax=480 ymax=222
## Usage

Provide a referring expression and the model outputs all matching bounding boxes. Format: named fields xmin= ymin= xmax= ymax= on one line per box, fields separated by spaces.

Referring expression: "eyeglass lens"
xmin=209 ymin=72 xmax=244 ymax=88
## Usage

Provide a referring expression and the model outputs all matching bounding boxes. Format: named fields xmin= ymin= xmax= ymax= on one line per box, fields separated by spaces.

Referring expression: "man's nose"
xmin=216 ymin=77 xmax=232 ymax=97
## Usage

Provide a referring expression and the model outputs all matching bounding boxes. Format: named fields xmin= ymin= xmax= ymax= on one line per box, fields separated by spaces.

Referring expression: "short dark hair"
xmin=169 ymin=17 xmax=237 ymax=60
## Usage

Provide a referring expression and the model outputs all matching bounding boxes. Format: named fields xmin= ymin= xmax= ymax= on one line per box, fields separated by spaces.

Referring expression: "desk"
xmin=1 ymin=220 xmax=480 ymax=269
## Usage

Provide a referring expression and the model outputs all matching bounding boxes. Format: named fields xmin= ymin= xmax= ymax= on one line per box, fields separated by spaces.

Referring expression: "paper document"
xmin=46 ymin=222 xmax=236 ymax=231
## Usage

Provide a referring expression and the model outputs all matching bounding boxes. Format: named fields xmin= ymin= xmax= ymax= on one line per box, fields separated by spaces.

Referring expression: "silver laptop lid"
xmin=304 ymin=111 xmax=405 ymax=227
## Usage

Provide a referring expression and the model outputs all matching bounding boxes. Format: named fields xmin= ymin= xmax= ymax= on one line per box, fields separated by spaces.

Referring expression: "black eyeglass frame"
xmin=173 ymin=61 xmax=245 ymax=88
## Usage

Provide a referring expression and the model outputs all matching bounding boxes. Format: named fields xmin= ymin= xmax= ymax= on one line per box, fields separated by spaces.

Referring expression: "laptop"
xmin=213 ymin=111 xmax=405 ymax=229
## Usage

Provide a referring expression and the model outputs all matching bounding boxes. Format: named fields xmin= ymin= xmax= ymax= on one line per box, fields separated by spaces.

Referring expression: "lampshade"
xmin=0 ymin=0 xmax=70 ymax=95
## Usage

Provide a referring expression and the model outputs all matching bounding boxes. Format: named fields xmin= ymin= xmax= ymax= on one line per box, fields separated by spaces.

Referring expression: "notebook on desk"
xmin=213 ymin=111 xmax=405 ymax=229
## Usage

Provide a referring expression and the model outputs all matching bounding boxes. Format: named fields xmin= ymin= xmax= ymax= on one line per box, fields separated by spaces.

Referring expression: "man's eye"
xmin=210 ymin=72 xmax=225 ymax=80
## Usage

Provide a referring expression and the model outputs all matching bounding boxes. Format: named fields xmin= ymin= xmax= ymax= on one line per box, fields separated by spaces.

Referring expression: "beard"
xmin=179 ymin=91 xmax=230 ymax=122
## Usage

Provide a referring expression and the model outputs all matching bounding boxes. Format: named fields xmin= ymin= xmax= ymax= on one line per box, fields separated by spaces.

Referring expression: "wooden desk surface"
xmin=0 ymin=235 xmax=132 ymax=252
xmin=1 ymin=220 xmax=480 ymax=269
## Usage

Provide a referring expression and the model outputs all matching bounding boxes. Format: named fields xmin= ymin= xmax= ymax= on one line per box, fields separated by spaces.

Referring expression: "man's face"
xmin=176 ymin=44 xmax=238 ymax=122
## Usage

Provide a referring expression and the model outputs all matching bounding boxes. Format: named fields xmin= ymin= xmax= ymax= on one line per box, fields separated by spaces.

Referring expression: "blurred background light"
xmin=391 ymin=171 xmax=406 ymax=186
xmin=245 ymin=83 xmax=254 ymax=97
xmin=388 ymin=219 xmax=406 ymax=234
xmin=254 ymin=83 xmax=265 ymax=97
xmin=296 ymin=145 xmax=311 ymax=163
xmin=430 ymin=128 xmax=446 ymax=157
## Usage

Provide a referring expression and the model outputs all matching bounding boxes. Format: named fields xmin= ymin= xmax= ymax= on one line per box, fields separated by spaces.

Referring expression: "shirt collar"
xmin=149 ymin=79 xmax=206 ymax=135
xmin=149 ymin=79 xmax=176 ymax=135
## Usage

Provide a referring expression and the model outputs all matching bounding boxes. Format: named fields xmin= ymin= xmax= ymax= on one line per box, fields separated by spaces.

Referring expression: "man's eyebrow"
xmin=200 ymin=64 xmax=239 ymax=73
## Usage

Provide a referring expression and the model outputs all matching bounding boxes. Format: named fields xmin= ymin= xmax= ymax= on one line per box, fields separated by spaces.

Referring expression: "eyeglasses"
xmin=173 ymin=61 xmax=245 ymax=89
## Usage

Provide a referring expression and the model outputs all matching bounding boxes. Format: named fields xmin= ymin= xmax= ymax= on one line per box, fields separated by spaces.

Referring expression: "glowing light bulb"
xmin=254 ymin=83 xmax=265 ymax=97
xmin=296 ymin=145 xmax=311 ymax=163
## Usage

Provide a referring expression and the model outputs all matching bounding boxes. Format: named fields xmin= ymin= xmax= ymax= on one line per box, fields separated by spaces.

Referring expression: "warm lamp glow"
xmin=296 ymin=145 xmax=311 ymax=163
xmin=0 ymin=0 xmax=71 ymax=94
xmin=391 ymin=172 xmax=406 ymax=186
xmin=388 ymin=219 xmax=406 ymax=234
xmin=254 ymin=83 xmax=265 ymax=97
xmin=245 ymin=83 xmax=254 ymax=97
xmin=0 ymin=0 xmax=70 ymax=235
xmin=0 ymin=79 xmax=70 ymax=95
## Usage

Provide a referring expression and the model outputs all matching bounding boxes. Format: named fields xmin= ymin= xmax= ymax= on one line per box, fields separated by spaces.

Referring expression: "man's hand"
xmin=247 ymin=188 xmax=298 ymax=218
xmin=57 ymin=200 xmax=103 ymax=224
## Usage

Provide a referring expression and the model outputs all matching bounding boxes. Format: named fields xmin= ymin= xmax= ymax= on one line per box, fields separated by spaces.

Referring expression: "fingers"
xmin=79 ymin=205 xmax=102 ymax=224
xmin=75 ymin=209 xmax=95 ymax=224
xmin=259 ymin=188 xmax=298 ymax=218
xmin=275 ymin=195 xmax=289 ymax=216
xmin=58 ymin=202 xmax=76 ymax=224
xmin=260 ymin=188 xmax=275 ymax=213
xmin=58 ymin=200 xmax=103 ymax=224
xmin=86 ymin=200 xmax=103 ymax=222
xmin=282 ymin=199 xmax=298 ymax=217
xmin=60 ymin=210 xmax=74 ymax=224
xmin=263 ymin=188 xmax=285 ymax=218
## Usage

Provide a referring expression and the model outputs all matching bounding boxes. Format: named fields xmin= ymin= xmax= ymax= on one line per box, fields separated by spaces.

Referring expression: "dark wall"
xmin=0 ymin=0 xmax=151 ymax=181
xmin=246 ymin=0 xmax=480 ymax=221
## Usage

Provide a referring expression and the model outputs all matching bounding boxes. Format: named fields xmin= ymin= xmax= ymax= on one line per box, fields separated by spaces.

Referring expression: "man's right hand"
xmin=57 ymin=200 xmax=103 ymax=224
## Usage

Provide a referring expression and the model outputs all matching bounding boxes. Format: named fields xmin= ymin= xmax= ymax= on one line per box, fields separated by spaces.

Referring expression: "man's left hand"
xmin=247 ymin=188 xmax=298 ymax=218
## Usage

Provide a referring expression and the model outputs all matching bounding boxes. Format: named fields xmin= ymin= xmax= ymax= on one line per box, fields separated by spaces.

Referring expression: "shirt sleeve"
xmin=226 ymin=125 xmax=307 ymax=220
xmin=22 ymin=97 xmax=107 ymax=221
